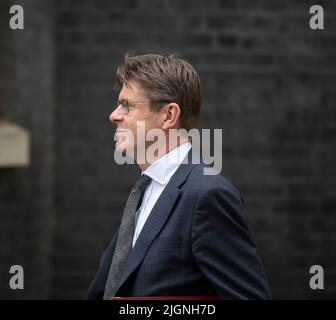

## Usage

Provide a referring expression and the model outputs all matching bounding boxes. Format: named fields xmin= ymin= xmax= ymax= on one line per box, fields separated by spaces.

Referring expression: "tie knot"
xmin=140 ymin=174 xmax=152 ymax=185
xmin=131 ymin=174 xmax=151 ymax=194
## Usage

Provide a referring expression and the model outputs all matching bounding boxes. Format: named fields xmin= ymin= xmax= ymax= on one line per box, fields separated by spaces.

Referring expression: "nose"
xmin=109 ymin=105 xmax=123 ymax=123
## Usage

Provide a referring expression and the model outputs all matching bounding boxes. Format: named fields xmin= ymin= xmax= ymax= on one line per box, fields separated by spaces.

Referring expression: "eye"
xmin=117 ymin=100 xmax=129 ymax=114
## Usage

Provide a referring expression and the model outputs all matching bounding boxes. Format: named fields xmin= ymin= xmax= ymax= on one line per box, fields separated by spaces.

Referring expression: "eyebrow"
xmin=118 ymin=98 xmax=128 ymax=103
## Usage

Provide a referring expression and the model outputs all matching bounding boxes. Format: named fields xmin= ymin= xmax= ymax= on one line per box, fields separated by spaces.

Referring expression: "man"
xmin=88 ymin=53 xmax=271 ymax=300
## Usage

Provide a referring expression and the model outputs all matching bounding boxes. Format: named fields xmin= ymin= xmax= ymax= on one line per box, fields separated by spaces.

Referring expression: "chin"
xmin=115 ymin=142 xmax=126 ymax=153
xmin=116 ymin=141 xmax=136 ymax=156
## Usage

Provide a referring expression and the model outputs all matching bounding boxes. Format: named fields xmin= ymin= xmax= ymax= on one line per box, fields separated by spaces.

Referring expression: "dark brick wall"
xmin=1 ymin=0 xmax=335 ymax=299
xmin=0 ymin=0 xmax=55 ymax=299
xmin=0 ymin=1 xmax=15 ymax=119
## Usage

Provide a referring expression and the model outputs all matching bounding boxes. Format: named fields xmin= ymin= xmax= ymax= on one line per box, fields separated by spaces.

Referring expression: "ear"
xmin=161 ymin=103 xmax=181 ymax=130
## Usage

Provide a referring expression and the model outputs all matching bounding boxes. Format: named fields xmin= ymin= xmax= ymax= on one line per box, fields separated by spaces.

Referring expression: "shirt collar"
xmin=143 ymin=142 xmax=191 ymax=186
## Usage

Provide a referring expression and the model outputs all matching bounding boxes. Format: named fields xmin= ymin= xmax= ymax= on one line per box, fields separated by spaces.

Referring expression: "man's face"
xmin=109 ymin=80 xmax=165 ymax=160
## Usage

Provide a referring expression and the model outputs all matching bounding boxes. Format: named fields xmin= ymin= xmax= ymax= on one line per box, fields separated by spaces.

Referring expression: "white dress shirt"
xmin=132 ymin=142 xmax=192 ymax=247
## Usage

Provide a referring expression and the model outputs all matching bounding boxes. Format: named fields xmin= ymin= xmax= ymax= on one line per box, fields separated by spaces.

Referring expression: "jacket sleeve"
xmin=191 ymin=186 xmax=271 ymax=299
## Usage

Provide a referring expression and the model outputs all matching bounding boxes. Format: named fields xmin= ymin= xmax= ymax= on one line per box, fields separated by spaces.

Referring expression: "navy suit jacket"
xmin=88 ymin=151 xmax=271 ymax=299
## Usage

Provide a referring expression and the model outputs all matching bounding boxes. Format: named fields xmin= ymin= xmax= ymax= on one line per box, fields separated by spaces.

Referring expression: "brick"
xmin=1 ymin=0 xmax=336 ymax=300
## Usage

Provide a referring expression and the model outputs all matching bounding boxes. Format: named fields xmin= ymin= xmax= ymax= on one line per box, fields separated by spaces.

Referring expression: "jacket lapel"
xmin=115 ymin=149 xmax=198 ymax=294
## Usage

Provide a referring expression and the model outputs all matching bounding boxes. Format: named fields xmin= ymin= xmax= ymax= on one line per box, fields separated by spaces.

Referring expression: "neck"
xmin=137 ymin=136 xmax=189 ymax=171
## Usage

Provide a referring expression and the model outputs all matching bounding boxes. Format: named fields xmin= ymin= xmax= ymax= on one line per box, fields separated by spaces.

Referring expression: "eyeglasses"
xmin=116 ymin=99 xmax=171 ymax=115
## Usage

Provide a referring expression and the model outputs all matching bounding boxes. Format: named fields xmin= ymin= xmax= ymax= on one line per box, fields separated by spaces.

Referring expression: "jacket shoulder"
xmin=185 ymin=163 xmax=243 ymax=201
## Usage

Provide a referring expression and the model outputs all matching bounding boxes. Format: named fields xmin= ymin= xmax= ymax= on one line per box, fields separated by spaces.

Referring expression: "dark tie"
xmin=103 ymin=174 xmax=152 ymax=300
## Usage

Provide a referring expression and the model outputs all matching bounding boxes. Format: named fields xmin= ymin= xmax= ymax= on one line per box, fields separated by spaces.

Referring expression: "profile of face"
xmin=109 ymin=80 xmax=166 ymax=162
